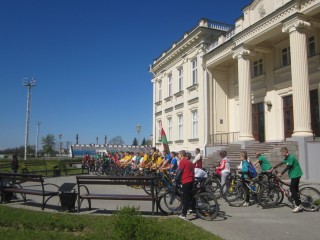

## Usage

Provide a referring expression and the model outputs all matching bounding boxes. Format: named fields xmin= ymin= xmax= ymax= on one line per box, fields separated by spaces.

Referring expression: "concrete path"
xmin=5 ymin=175 xmax=320 ymax=240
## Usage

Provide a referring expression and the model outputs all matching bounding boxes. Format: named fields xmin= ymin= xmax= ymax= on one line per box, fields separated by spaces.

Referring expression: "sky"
xmin=0 ymin=0 xmax=252 ymax=150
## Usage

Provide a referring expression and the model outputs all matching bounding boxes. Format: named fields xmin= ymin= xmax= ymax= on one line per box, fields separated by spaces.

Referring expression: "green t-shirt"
xmin=258 ymin=155 xmax=272 ymax=172
xmin=282 ymin=154 xmax=303 ymax=178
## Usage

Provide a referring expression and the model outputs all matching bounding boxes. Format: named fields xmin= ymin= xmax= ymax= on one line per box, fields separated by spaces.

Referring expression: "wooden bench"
xmin=21 ymin=161 xmax=49 ymax=176
xmin=76 ymin=175 xmax=159 ymax=215
xmin=0 ymin=172 xmax=60 ymax=210
xmin=59 ymin=160 xmax=89 ymax=176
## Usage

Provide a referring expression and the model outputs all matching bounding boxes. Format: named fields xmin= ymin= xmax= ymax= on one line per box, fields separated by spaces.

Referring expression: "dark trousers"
xmin=290 ymin=177 xmax=301 ymax=206
xmin=241 ymin=178 xmax=250 ymax=203
xmin=181 ymin=181 xmax=194 ymax=216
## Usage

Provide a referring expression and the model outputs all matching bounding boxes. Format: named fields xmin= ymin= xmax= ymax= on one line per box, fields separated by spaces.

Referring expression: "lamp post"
xmin=23 ymin=78 xmax=36 ymax=161
xmin=58 ymin=134 xmax=62 ymax=158
xmin=136 ymin=124 xmax=141 ymax=146
xmin=35 ymin=121 xmax=41 ymax=158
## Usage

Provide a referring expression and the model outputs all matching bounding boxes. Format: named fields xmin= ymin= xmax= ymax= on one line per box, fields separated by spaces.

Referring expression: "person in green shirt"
xmin=253 ymin=152 xmax=272 ymax=172
xmin=270 ymin=147 xmax=303 ymax=213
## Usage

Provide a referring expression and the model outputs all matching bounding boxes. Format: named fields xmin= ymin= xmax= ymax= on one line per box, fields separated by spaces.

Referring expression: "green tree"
xmin=141 ymin=137 xmax=146 ymax=146
xmin=41 ymin=134 xmax=56 ymax=156
xmin=132 ymin=138 xmax=138 ymax=146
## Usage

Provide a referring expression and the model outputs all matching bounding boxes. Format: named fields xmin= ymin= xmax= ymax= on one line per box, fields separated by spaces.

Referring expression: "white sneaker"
xmin=292 ymin=205 xmax=303 ymax=213
xmin=242 ymin=202 xmax=249 ymax=207
xmin=187 ymin=209 xmax=195 ymax=215
xmin=178 ymin=214 xmax=187 ymax=220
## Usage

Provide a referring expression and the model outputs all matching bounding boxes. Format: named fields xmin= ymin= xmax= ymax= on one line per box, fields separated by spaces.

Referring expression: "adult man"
xmin=271 ymin=147 xmax=303 ymax=213
xmin=175 ymin=150 xmax=195 ymax=219
xmin=11 ymin=154 xmax=19 ymax=173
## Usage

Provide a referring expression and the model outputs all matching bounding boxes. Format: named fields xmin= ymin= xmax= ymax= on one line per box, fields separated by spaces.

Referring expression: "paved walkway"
xmin=5 ymin=175 xmax=320 ymax=240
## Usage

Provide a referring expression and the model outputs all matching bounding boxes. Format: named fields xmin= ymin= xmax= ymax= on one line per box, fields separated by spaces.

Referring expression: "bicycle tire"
xmin=195 ymin=192 xmax=219 ymax=221
xmin=223 ymin=182 xmax=247 ymax=207
xmin=157 ymin=191 xmax=182 ymax=215
xmin=204 ymin=178 xmax=221 ymax=198
xmin=142 ymin=179 xmax=163 ymax=195
xmin=299 ymin=186 xmax=320 ymax=212
xmin=258 ymin=184 xmax=281 ymax=209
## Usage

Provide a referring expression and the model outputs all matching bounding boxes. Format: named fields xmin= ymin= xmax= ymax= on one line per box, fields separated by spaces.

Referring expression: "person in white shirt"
xmin=192 ymin=148 xmax=202 ymax=169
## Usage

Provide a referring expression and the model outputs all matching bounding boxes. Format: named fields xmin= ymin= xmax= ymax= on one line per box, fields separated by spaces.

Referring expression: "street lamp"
xmin=136 ymin=124 xmax=141 ymax=146
xmin=58 ymin=134 xmax=62 ymax=158
xmin=23 ymin=78 xmax=36 ymax=161
xmin=35 ymin=121 xmax=41 ymax=158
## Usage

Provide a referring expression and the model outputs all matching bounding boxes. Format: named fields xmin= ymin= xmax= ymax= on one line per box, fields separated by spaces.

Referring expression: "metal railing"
xmin=209 ymin=132 xmax=239 ymax=146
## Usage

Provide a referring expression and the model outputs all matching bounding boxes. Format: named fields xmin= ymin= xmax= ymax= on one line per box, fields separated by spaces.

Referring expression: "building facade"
xmin=150 ymin=0 xmax=320 ymax=157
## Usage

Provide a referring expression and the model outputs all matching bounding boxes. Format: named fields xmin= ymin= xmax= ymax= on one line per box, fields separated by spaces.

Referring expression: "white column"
xmin=233 ymin=48 xmax=255 ymax=141
xmin=282 ymin=17 xmax=313 ymax=137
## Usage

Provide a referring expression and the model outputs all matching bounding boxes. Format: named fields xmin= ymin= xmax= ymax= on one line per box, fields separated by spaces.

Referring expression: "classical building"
xmin=150 ymin=0 xmax=320 ymax=180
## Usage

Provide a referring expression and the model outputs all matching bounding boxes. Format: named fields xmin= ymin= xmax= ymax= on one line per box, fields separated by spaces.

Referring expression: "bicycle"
xmin=258 ymin=171 xmax=320 ymax=211
xmin=157 ymin=178 xmax=219 ymax=221
xmin=221 ymin=170 xmax=269 ymax=207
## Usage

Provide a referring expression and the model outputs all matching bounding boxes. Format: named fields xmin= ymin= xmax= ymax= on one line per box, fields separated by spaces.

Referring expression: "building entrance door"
xmin=283 ymin=95 xmax=294 ymax=138
xmin=252 ymin=102 xmax=265 ymax=142
xmin=310 ymin=89 xmax=320 ymax=137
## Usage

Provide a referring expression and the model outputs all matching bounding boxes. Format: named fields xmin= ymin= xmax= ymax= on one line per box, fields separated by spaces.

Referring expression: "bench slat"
xmin=80 ymin=194 xmax=153 ymax=200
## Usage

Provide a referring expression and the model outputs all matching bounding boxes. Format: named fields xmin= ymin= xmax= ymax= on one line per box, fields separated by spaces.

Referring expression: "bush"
xmin=112 ymin=206 xmax=143 ymax=240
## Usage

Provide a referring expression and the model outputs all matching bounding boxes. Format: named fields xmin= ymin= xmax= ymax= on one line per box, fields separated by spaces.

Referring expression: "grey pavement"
xmin=5 ymin=175 xmax=320 ymax=240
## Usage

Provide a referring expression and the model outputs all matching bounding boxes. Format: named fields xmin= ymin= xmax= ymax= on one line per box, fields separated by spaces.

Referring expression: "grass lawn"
xmin=0 ymin=205 xmax=222 ymax=240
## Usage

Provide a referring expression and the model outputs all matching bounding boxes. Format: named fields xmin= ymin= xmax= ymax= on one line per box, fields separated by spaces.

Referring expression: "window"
xmin=167 ymin=117 xmax=172 ymax=141
xmin=253 ymin=59 xmax=263 ymax=77
xmin=168 ymin=74 xmax=172 ymax=97
xmin=178 ymin=67 xmax=183 ymax=91
xmin=308 ymin=36 xmax=316 ymax=57
xmin=281 ymin=47 xmax=291 ymax=67
xmin=158 ymin=80 xmax=162 ymax=102
xmin=191 ymin=110 xmax=198 ymax=138
xmin=178 ymin=115 xmax=183 ymax=140
xmin=191 ymin=59 xmax=198 ymax=85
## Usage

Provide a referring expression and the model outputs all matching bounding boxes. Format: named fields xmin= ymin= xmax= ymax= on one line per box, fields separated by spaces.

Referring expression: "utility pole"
xmin=23 ymin=78 xmax=36 ymax=161
xmin=35 ymin=121 xmax=41 ymax=158
xmin=58 ymin=134 xmax=62 ymax=158
xmin=136 ymin=124 xmax=141 ymax=146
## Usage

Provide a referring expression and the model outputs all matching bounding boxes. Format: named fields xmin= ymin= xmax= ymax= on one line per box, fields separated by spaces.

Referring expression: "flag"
xmin=159 ymin=126 xmax=170 ymax=152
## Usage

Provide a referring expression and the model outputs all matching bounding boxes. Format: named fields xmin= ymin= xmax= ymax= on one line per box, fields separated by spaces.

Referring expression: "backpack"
xmin=247 ymin=162 xmax=258 ymax=178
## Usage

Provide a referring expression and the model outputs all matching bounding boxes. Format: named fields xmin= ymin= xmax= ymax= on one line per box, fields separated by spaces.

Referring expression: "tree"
xmin=41 ymin=134 xmax=56 ymax=156
xmin=109 ymin=136 xmax=125 ymax=145
xmin=141 ymin=137 xmax=146 ymax=146
xmin=132 ymin=138 xmax=138 ymax=146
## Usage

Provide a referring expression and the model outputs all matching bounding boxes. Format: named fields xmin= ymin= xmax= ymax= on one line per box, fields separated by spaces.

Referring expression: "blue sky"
xmin=0 ymin=0 xmax=251 ymax=150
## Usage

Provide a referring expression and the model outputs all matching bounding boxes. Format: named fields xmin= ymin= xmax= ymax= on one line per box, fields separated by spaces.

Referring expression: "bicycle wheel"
xmin=299 ymin=186 xmax=320 ymax=212
xmin=157 ymin=191 xmax=182 ymax=215
xmin=204 ymin=178 xmax=221 ymax=198
xmin=195 ymin=192 xmax=219 ymax=221
xmin=258 ymin=184 xmax=281 ymax=209
xmin=223 ymin=182 xmax=247 ymax=207
xmin=143 ymin=179 xmax=164 ymax=195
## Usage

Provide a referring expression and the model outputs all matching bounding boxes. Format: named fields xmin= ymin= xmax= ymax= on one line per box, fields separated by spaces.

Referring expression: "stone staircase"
xmin=203 ymin=141 xmax=298 ymax=171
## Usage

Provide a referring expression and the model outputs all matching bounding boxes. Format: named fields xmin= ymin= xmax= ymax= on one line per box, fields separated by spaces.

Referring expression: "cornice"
xmin=205 ymin=1 xmax=298 ymax=65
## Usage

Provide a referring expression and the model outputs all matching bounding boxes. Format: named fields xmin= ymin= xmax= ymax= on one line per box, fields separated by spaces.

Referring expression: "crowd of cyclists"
xmin=81 ymin=146 xmax=320 ymax=220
